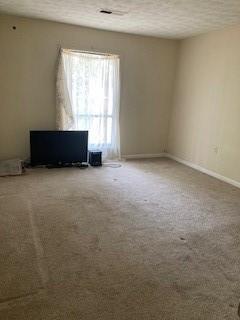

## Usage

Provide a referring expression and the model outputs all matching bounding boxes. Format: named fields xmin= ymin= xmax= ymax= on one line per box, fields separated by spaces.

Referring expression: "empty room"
xmin=0 ymin=1 xmax=240 ymax=319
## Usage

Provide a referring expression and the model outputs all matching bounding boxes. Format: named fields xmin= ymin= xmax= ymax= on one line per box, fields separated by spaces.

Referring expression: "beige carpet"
xmin=0 ymin=158 xmax=239 ymax=319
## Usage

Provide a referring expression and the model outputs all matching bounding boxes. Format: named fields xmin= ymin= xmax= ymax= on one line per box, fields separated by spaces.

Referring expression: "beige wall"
xmin=3 ymin=14 xmax=239 ymax=183
xmin=168 ymin=25 xmax=240 ymax=183
xmin=0 ymin=14 xmax=178 ymax=160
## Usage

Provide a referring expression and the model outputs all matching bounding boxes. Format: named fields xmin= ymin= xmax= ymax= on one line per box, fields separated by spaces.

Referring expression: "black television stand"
xmin=46 ymin=163 xmax=88 ymax=169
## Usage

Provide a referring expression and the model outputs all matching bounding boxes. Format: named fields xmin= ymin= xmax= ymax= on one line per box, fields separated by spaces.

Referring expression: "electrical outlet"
xmin=214 ymin=146 xmax=219 ymax=154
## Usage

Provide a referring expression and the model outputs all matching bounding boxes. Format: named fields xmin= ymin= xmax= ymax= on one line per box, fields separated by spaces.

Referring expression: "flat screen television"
xmin=30 ymin=131 xmax=88 ymax=166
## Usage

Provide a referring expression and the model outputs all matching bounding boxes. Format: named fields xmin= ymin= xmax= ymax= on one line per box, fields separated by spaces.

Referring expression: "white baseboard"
xmin=122 ymin=153 xmax=166 ymax=160
xmin=121 ymin=152 xmax=240 ymax=189
xmin=166 ymin=153 xmax=240 ymax=189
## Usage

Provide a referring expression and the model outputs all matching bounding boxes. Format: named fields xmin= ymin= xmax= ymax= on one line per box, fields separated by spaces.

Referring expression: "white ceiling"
xmin=1 ymin=0 xmax=240 ymax=39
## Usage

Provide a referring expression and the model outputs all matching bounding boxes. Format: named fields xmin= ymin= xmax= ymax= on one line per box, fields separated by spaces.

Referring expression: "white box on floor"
xmin=0 ymin=159 xmax=24 ymax=177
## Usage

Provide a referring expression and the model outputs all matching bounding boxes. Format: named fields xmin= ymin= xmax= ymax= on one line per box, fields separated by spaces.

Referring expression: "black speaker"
xmin=88 ymin=150 xmax=102 ymax=166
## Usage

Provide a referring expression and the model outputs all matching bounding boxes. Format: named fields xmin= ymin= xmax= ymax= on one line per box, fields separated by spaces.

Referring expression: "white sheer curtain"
xmin=56 ymin=49 xmax=120 ymax=160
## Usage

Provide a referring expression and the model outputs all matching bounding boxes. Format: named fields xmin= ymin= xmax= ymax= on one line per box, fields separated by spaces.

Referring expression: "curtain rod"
xmin=61 ymin=48 xmax=119 ymax=58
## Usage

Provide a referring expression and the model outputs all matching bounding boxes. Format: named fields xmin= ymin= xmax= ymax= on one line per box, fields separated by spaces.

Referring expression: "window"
xmin=56 ymin=49 xmax=120 ymax=159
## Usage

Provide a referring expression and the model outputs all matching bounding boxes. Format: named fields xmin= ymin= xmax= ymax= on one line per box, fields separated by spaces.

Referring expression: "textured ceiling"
xmin=1 ymin=0 xmax=240 ymax=39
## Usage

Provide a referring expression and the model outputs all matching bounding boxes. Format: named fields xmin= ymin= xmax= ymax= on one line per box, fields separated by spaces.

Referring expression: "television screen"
xmin=30 ymin=131 xmax=88 ymax=166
